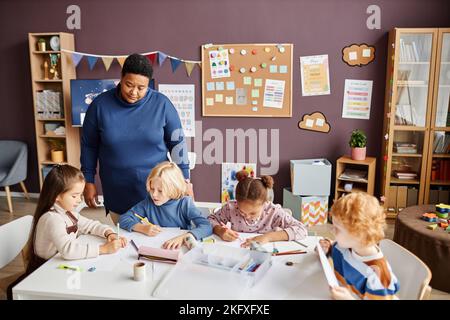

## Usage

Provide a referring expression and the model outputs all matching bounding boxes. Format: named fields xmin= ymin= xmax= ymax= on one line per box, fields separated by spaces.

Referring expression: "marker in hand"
xmin=220 ymin=221 xmax=243 ymax=241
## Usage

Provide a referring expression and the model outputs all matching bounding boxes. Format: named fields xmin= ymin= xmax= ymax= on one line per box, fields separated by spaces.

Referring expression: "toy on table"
xmin=439 ymin=221 xmax=449 ymax=229
xmin=422 ymin=213 xmax=438 ymax=223
xmin=435 ymin=204 xmax=450 ymax=219
xmin=201 ymin=237 xmax=215 ymax=244
xmin=427 ymin=224 xmax=438 ymax=230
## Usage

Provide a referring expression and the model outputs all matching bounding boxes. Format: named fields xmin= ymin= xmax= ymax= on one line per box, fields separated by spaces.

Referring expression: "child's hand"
xmin=106 ymin=233 xmax=128 ymax=248
xmin=330 ymin=286 xmax=355 ymax=300
xmin=218 ymin=226 xmax=240 ymax=242
xmin=241 ymin=235 xmax=270 ymax=248
xmin=99 ymin=239 xmax=122 ymax=255
xmin=141 ymin=224 xmax=162 ymax=237
xmin=316 ymin=238 xmax=332 ymax=255
xmin=162 ymin=234 xmax=186 ymax=250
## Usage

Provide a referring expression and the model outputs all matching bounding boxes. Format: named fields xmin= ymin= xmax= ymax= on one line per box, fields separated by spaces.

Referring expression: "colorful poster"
xmin=300 ymin=55 xmax=331 ymax=96
xmin=263 ymin=79 xmax=285 ymax=109
xmin=342 ymin=79 xmax=373 ymax=120
xmin=209 ymin=49 xmax=230 ymax=79
xmin=158 ymin=84 xmax=195 ymax=137
xmin=221 ymin=163 xmax=257 ymax=203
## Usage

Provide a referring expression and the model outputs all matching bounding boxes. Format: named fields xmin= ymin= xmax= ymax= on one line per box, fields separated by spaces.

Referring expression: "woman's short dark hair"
xmin=121 ymin=53 xmax=153 ymax=79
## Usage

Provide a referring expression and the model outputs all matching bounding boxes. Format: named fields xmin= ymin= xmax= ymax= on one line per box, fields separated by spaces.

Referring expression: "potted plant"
xmin=48 ymin=139 xmax=65 ymax=163
xmin=349 ymin=129 xmax=367 ymax=161
xmin=37 ymin=38 xmax=46 ymax=51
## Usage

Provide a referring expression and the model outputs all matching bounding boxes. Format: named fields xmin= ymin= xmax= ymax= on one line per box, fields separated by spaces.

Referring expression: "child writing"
xmin=119 ymin=161 xmax=212 ymax=249
xmin=318 ymin=192 xmax=399 ymax=300
xmin=30 ymin=165 xmax=127 ymax=269
xmin=208 ymin=170 xmax=307 ymax=247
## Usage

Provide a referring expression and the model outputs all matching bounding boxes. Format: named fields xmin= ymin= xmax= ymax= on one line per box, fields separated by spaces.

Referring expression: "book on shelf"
xmin=394 ymin=142 xmax=417 ymax=154
xmin=393 ymin=170 xmax=418 ymax=180
xmin=339 ymin=169 xmax=368 ymax=183
xmin=431 ymin=159 xmax=450 ymax=181
xmin=395 ymin=104 xmax=415 ymax=125
xmin=433 ymin=132 xmax=450 ymax=153
xmin=399 ymin=39 xmax=424 ymax=62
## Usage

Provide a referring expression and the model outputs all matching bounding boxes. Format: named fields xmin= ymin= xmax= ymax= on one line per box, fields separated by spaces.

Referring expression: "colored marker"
xmin=132 ymin=210 xmax=153 ymax=226
xmin=220 ymin=221 xmax=243 ymax=241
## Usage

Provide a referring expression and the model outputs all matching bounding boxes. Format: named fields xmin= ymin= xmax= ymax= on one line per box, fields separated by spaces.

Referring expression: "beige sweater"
xmin=34 ymin=204 xmax=113 ymax=260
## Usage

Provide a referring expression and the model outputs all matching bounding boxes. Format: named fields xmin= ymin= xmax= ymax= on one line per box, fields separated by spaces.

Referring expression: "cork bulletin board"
xmin=201 ymin=43 xmax=293 ymax=117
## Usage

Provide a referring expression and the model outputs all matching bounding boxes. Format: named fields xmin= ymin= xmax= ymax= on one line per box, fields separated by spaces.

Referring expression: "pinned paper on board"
xmin=342 ymin=44 xmax=376 ymax=66
xmin=236 ymin=88 xmax=247 ymax=105
xmin=298 ymin=112 xmax=331 ymax=133
xmin=263 ymin=79 xmax=285 ymax=109
xmin=300 ymin=55 xmax=330 ymax=96
xmin=209 ymin=49 xmax=230 ymax=79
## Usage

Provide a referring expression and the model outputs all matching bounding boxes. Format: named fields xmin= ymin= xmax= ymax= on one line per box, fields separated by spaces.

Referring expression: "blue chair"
xmin=0 ymin=141 xmax=29 ymax=213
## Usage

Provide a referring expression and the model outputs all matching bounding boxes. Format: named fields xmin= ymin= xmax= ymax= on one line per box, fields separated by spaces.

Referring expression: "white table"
xmin=13 ymin=229 xmax=330 ymax=300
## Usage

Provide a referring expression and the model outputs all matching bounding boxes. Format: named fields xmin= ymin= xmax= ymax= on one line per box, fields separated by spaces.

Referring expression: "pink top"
xmin=208 ymin=201 xmax=307 ymax=241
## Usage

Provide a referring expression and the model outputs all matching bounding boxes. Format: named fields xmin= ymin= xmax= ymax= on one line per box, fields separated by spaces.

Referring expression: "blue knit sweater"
xmin=119 ymin=195 xmax=212 ymax=240
xmin=81 ymin=85 xmax=189 ymax=214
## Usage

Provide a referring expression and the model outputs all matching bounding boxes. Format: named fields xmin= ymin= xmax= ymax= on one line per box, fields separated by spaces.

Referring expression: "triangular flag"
xmin=170 ymin=57 xmax=182 ymax=73
xmin=158 ymin=52 xmax=168 ymax=66
xmin=86 ymin=56 xmax=98 ymax=70
xmin=146 ymin=53 xmax=157 ymax=65
xmin=71 ymin=53 xmax=83 ymax=67
xmin=117 ymin=56 xmax=126 ymax=68
xmin=197 ymin=62 xmax=202 ymax=69
xmin=185 ymin=62 xmax=195 ymax=77
xmin=101 ymin=57 xmax=114 ymax=71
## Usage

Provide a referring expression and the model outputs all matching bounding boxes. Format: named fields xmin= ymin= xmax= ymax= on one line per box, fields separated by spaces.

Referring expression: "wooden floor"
xmin=1 ymin=196 xmax=449 ymax=300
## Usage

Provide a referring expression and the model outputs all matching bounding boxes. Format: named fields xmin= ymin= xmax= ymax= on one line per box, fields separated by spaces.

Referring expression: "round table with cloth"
xmin=393 ymin=205 xmax=450 ymax=293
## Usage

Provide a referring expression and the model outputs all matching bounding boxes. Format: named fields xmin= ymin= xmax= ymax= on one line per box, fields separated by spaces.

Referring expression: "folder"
xmin=138 ymin=246 xmax=181 ymax=264
xmin=406 ymin=187 xmax=418 ymax=207
xmin=387 ymin=186 xmax=398 ymax=212
xmin=429 ymin=189 xmax=439 ymax=204
xmin=397 ymin=186 xmax=408 ymax=212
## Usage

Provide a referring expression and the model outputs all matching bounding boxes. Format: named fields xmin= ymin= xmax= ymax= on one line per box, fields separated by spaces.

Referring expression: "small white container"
xmin=133 ymin=262 xmax=146 ymax=281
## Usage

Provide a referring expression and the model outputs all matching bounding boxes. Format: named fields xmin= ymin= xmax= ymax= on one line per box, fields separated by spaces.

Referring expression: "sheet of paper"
xmin=254 ymin=78 xmax=263 ymax=87
xmin=225 ymin=96 xmax=233 ymax=105
xmin=349 ymin=51 xmax=358 ymax=60
xmin=263 ymin=79 xmax=285 ymax=109
xmin=236 ymin=88 xmax=247 ymax=105
xmin=342 ymin=79 xmax=373 ymax=119
xmin=206 ymin=98 xmax=214 ymax=106
xmin=300 ymin=54 xmax=331 ymax=96
xmin=243 ymin=77 xmax=252 ymax=85
xmin=158 ymin=84 xmax=196 ymax=137
xmin=206 ymin=82 xmax=215 ymax=91
xmin=316 ymin=243 xmax=339 ymax=287
xmin=269 ymin=65 xmax=278 ymax=73
xmin=226 ymin=81 xmax=235 ymax=90
xmin=279 ymin=65 xmax=288 ymax=73
xmin=215 ymin=94 xmax=223 ymax=102
xmin=209 ymin=49 xmax=230 ymax=79
xmin=251 ymin=89 xmax=260 ymax=98
xmin=215 ymin=82 xmax=224 ymax=90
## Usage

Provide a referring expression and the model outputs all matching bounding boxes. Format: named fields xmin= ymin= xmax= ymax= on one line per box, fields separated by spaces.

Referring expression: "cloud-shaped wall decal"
xmin=298 ymin=112 xmax=331 ymax=133
xmin=342 ymin=43 xmax=375 ymax=66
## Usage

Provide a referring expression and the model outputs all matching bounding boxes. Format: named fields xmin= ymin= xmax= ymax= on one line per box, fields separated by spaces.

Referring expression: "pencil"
xmin=220 ymin=221 xmax=243 ymax=241
xmin=272 ymin=250 xmax=307 ymax=256
xmin=117 ymin=222 xmax=120 ymax=240
xmin=132 ymin=211 xmax=153 ymax=226
xmin=130 ymin=239 xmax=139 ymax=252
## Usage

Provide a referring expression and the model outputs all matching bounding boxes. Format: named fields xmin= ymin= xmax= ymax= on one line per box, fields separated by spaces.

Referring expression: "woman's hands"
xmin=84 ymin=183 xmax=99 ymax=208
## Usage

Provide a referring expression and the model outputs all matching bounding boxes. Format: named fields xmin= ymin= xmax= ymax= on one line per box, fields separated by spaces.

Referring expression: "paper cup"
xmin=133 ymin=262 xmax=146 ymax=281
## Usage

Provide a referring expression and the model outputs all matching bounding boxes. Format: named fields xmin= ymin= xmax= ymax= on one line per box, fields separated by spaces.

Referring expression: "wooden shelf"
xmin=390 ymin=178 xmax=420 ymax=185
xmin=432 ymin=154 xmax=450 ymax=158
xmin=430 ymin=180 xmax=450 ymax=186
xmin=337 ymin=178 xmax=368 ymax=184
xmin=39 ymin=135 xmax=66 ymax=138
xmin=337 ymin=186 xmax=367 ymax=193
xmin=393 ymin=126 xmax=426 ymax=131
xmin=32 ymin=50 xmax=61 ymax=54
xmin=398 ymin=61 xmax=430 ymax=64
xmin=29 ymin=32 xmax=80 ymax=188
xmin=392 ymin=153 xmax=423 ymax=158
xmin=432 ymin=127 xmax=450 ymax=131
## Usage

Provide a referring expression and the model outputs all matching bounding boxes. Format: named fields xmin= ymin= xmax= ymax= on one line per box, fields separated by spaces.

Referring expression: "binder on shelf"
xmin=429 ymin=189 xmax=439 ymax=204
xmin=387 ymin=186 xmax=398 ymax=212
xmin=406 ymin=187 xmax=418 ymax=207
xmin=396 ymin=186 xmax=408 ymax=212
xmin=438 ymin=190 xmax=450 ymax=204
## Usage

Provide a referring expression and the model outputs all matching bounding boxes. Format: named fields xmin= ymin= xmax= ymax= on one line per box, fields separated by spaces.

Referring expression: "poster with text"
xmin=209 ymin=49 xmax=230 ymax=79
xmin=158 ymin=84 xmax=195 ymax=137
xmin=300 ymin=55 xmax=331 ymax=96
xmin=342 ymin=79 xmax=373 ymax=120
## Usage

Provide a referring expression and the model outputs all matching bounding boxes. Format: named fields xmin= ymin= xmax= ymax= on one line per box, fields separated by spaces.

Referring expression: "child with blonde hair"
xmin=208 ymin=170 xmax=307 ymax=246
xmin=318 ymin=192 xmax=399 ymax=300
xmin=31 ymin=165 xmax=127 ymax=269
xmin=119 ymin=161 xmax=212 ymax=249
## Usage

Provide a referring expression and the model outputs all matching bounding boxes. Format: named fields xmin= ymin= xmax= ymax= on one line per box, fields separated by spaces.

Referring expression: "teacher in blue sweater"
xmin=81 ymin=54 xmax=190 ymax=223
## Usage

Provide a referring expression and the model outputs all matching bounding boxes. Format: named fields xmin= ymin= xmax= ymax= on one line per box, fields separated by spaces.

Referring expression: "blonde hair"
xmin=331 ymin=192 xmax=386 ymax=246
xmin=146 ymin=161 xmax=187 ymax=200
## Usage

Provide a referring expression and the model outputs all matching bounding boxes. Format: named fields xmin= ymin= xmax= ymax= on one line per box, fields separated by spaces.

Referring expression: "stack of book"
xmin=433 ymin=132 xmax=450 ymax=154
xmin=431 ymin=159 xmax=450 ymax=182
xmin=395 ymin=143 xmax=418 ymax=154
xmin=393 ymin=170 xmax=418 ymax=180
xmin=338 ymin=169 xmax=368 ymax=183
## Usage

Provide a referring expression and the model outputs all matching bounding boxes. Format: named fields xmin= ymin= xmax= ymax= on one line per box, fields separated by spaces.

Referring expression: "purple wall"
xmin=1 ymin=0 xmax=449 ymax=202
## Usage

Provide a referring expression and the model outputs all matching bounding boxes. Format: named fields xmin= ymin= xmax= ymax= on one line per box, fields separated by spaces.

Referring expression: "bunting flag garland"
xmin=101 ymin=56 xmax=114 ymax=71
xmin=185 ymin=62 xmax=195 ymax=77
xmin=146 ymin=53 xmax=157 ymax=65
xmin=116 ymin=56 xmax=126 ymax=68
xmin=71 ymin=53 xmax=83 ymax=67
xmin=86 ymin=56 xmax=98 ymax=70
xmin=158 ymin=52 xmax=168 ymax=66
xmin=61 ymin=49 xmax=201 ymax=77
xmin=170 ymin=57 xmax=183 ymax=72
